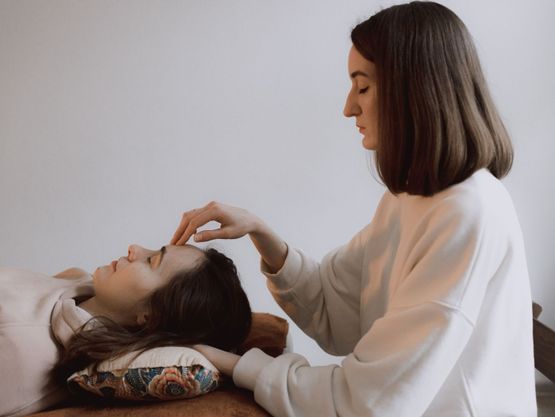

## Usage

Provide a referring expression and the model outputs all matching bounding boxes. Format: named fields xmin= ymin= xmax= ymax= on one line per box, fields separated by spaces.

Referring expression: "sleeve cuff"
xmin=260 ymin=243 xmax=303 ymax=290
xmin=232 ymin=348 xmax=274 ymax=391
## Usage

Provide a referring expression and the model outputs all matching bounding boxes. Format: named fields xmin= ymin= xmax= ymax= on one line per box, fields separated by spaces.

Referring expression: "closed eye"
xmin=358 ymin=87 xmax=369 ymax=94
xmin=148 ymin=247 xmax=166 ymax=269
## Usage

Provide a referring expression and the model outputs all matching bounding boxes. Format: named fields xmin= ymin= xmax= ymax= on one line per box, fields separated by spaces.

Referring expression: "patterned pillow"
xmin=67 ymin=346 xmax=221 ymax=402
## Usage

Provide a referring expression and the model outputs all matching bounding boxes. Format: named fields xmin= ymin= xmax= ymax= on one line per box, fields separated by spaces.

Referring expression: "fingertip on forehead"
xmin=169 ymin=244 xmax=203 ymax=253
xmin=167 ymin=244 xmax=206 ymax=265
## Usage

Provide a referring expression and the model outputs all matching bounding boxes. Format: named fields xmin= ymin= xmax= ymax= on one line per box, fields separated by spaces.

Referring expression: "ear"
xmin=136 ymin=310 xmax=149 ymax=326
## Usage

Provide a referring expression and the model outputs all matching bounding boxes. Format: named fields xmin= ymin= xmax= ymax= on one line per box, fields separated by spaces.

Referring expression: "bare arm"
xmin=248 ymin=218 xmax=288 ymax=274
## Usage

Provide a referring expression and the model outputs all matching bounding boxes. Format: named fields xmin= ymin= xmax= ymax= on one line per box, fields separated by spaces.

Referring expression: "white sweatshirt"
xmin=0 ymin=268 xmax=94 ymax=417
xmin=233 ymin=168 xmax=537 ymax=417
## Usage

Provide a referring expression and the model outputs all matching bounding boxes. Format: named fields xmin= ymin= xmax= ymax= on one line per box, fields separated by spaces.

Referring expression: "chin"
xmin=362 ymin=137 xmax=377 ymax=151
xmin=93 ymin=265 xmax=111 ymax=280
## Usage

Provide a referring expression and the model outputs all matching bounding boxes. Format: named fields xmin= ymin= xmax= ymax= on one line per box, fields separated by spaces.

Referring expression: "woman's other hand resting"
xmin=171 ymin=201 xmax=288 ymax=274
xmin=190 ymin=344 xmax=240 ymax=377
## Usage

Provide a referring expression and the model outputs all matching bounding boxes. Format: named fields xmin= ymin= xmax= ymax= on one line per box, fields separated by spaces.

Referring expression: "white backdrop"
xmin=1 ymin=0 xmax=554 ymax=374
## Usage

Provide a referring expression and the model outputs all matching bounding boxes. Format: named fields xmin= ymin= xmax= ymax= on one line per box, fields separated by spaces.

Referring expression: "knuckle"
xmin=183 ymin=207 xmax=199 ymax=217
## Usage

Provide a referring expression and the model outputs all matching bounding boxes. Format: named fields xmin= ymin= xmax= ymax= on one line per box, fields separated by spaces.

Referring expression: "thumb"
xmin=193 ymin=229 xmax=222 ymax=242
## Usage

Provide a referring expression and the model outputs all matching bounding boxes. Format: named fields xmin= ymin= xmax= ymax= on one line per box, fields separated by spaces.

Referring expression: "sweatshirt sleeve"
xmin=233 ymin=197 xmax=506 ymax=417
xmin=261 ymin=224 xmax=369 ymax=356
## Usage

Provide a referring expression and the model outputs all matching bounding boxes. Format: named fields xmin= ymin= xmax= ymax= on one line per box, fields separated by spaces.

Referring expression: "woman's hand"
xmin=190 ymin=344 xmax=241 ymax=377
xmin=171 ymin=201 xmax=260 ymax=245
xmin=171 ymin=200 xmax=289 ymax=274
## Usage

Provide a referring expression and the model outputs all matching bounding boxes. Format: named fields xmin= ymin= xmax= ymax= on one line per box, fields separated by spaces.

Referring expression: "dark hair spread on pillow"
xmin=51 ymin=247 xmax=252 ymax=384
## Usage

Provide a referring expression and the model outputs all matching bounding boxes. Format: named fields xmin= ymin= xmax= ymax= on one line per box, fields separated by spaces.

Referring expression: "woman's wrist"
xmin=249 ymin=214 xmax=266 ymax=235
xmin=248 ymin=220 xmax=288 ymax=274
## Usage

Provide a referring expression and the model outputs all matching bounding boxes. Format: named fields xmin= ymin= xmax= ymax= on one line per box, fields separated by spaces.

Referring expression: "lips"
xmin=111 ymin=260 xmax=117 ymax=271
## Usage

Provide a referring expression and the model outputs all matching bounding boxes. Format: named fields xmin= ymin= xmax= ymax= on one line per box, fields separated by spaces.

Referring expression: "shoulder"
xmin=390 ymin=169 xmax=525 ymax=275
xmin=441 ymin=168 xmax=512 ymax=212
xmin=403 ymin=168 xmax=516 ymax=232
xmin=54 ymin=267 xmax=90 ymax=279
xmin=354 ymin=190 xmax=403 ymax=245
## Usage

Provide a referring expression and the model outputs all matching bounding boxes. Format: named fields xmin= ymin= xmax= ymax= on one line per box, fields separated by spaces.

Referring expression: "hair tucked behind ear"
xmin=50 ymin=248 xmax=252 ymax=385
xmin=351 ymin=1 xmax=513 ymax=196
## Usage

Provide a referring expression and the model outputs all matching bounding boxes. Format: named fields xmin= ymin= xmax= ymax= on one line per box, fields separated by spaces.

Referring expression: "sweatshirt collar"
xmin=50 ymin=283 xmax=95 ymax=349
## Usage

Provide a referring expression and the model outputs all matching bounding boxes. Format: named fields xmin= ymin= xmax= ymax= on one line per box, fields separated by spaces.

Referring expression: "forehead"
xmin=161 ymin=244 xmax=204 ymax=274
xmin=348 ymin=45 xmax=376 ymax=79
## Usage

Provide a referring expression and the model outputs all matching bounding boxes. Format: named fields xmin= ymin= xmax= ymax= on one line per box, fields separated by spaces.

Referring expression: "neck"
xmin=78 ymin=297 xmax=131 ymax=326
xmin=78 ymin=296 xmax=107 ymax=318
xmin=78 ymin=297 xmax=141 ymax=327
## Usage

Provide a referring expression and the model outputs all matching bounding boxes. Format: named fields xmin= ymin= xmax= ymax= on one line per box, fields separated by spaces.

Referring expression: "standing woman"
xmin=172 ymin=2 xmax=536 ymax=416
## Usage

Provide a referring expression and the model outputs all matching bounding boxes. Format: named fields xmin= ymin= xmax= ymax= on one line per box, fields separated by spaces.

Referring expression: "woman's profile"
xmin=171 ymin=2 xmax=537 ymax=416
xmin=0 ymin=244 xmax=252 ymax=417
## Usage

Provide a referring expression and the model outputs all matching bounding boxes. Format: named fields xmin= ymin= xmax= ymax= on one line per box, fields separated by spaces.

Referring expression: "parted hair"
xmin=50 ymin=248 xmax=252 ymax=385
xmin=351 ymin=1 xmax=513 ymax=196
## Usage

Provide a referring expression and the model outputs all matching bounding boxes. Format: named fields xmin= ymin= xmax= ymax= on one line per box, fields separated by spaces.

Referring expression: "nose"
xmin=127 ymin=244 xmax=150 ymax=262
xmin=343 ymin=91 xmax=361 ymax=118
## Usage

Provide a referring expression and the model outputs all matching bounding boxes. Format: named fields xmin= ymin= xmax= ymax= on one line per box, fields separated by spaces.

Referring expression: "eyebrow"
xmin=350 ymin=70 xmax=369 ymax=79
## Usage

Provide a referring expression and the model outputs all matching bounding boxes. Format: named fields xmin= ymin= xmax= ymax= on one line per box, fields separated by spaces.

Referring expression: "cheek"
xmin=95 ymin=268 xmax=138 ymax=296
xmin=365 ymin=94 xmax=379 ymax=133
xmin=120 ymin=268 xmax=160 ymax=298
xmin=366 ymin=90 xmax=378 ymax=115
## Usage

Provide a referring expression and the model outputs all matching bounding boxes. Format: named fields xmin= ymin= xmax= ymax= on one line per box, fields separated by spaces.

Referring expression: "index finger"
xmin=176 ymin=207 xmax=221 ymax=245
xmin=170 ymin=209 xmax=200 ymax=245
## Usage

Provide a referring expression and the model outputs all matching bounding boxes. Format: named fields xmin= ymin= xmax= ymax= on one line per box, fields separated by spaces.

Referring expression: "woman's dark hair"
xmin=351 ymin=1 xmax=513 ymax=196
xmin=50 ymin=247 xmax=252 ymax=384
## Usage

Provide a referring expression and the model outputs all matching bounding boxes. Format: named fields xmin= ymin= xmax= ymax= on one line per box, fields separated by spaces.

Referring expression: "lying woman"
xmin=0 ymin=243 xmax=252 ymax=417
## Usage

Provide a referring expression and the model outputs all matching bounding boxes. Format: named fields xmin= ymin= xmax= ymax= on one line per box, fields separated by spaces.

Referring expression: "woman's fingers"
xmin=171 ymin=207 xmax=213 ymax=245
xmin=194 ymin=227 xmax=230 ymax=242
xmin=183 ymin=209 xmax=215 ymax=243
xmin=170 ymin=209 xmax=199 ymax=245
xmin=172 ymin=201 xmax=253 ymax=245
xmin=174 ymin=206 xmax=224 ymax=245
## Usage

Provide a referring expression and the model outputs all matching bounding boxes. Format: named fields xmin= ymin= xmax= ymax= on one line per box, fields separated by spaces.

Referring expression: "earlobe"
xmin=136 ymin=311 xmax=149 ymax=326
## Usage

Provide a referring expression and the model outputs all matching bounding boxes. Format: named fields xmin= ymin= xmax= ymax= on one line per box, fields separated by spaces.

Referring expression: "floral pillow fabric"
xmin=67 ymin=346 xmax=221 ymax=401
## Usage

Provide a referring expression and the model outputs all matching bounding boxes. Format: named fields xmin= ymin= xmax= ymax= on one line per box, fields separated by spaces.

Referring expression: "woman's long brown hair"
xmin=50 ymin=248 xmax=252 ymax=385
xmin=351 ymin=1 xmax=513 ymax=196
